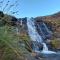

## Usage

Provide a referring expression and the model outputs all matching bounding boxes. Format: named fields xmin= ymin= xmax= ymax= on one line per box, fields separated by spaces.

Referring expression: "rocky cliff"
xmin=35 ymin=12 xmax=60 ymax=38
xmin=35 ymin=12 xmax=60 ymax=50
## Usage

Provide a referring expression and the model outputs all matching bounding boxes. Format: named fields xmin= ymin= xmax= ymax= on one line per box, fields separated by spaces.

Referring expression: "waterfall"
xmin=27 ymin=18 xmax=42 ymax=43
xmin=27 ymin=18 xmax=56 ymax=54
xmin=42 ymin=43 xmax=48 ymax=51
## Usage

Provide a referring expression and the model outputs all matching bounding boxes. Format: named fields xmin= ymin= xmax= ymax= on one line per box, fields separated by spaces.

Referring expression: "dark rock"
xmin=35 ymin=12 xmax=60 ymax=39
xmin=0 ymin=11 xmax=4 ymax=17
xmin=31 ymin=41 xmax=43 ymax=51
xmin=11 ymin=16 xmax=18 ymax=26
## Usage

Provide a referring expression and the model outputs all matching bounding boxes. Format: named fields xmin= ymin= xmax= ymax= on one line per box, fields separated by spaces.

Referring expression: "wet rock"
xmin=35 ymin=12 xmax=60 ymax=39
xmin=30 ymin=41 xmax=43 ymax=51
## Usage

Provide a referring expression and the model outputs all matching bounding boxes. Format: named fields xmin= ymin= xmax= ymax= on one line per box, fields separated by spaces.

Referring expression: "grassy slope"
xmin=0 ymin=25 xmax=28 ymax=60
xmin=0 ymin=12 xmax=35 ymax=60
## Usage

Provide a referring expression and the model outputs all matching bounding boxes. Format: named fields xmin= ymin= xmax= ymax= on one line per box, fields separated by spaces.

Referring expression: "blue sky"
xmin=0 ymin=0 xmax=60 ymax=18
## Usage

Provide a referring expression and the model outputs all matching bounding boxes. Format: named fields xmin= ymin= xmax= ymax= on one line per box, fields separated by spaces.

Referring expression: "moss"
xmin=51 ymin=38 xmax=60 ymax=49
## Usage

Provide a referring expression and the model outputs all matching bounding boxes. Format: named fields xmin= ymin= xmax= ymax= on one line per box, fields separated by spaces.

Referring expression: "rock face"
xmin=18 ymin=13 xmax=60 ymax=51
xmin=34 ymin=12 xmax=60 ymax=50
xmin=18 ymin=17 xmax=28 ymax=36
xmin=35 ymin=12 xmax=60 ymax=38
xmin=0 ymin=11 xmax=4 ymax=17
xmin=35 ymin=19 xmax=52 ymax=40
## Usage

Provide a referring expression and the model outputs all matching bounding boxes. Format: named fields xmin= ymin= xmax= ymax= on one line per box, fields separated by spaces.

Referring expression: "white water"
xmin=27 ymin=18 xmax=42 ymax=43
xmin=41 ymin=43 xmax=56 ymax=54
xmin=42 ymin=43 xmax=48 ymax=51
xmin=27 ymin=18 xmax=56 ymax=54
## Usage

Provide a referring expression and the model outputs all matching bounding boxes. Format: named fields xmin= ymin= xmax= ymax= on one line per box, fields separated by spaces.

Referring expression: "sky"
xmin=0 ymin=0 xmax=60 ymax=18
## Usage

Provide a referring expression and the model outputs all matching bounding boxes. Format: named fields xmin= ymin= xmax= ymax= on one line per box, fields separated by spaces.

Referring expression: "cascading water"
xmin=27 ymin=18 xmax=42 ymax=43
xmin=27 ymin=18 xmax=56 ymax=54
xmin=41 ymin=43 xmax=56 ymax=54
xmin=42 ymin=43 xmax=48 ymax=51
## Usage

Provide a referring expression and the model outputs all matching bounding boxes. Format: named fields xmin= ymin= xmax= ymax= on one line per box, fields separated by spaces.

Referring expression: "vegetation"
xmin=0 ymin=9 xmax=60 ymax=60
xmin=0 ymin=12 xmax=33 ymax=60
xmin=51 ymin=38 xmax=60 ymax=50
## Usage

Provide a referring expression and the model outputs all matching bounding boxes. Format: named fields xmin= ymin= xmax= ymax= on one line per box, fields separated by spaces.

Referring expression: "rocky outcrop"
xmin=35 ymin=12 xmax=60 ymax=51
xmin=35 ymin=12 xmax=60 ymax=38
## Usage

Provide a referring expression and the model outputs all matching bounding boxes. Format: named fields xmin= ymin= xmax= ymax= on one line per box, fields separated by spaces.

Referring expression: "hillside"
xmin=35 ymin=12 xmax=60 ymax=50
xmin=35 ymin=12 xmax=60 ymax=37
xmin=0 ymin=11 xmax=60 ymax=60
xmin=0 ymin=11 xmax=37 ymax=60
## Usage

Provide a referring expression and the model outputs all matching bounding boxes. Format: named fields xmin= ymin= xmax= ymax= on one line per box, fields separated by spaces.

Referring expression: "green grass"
xmin=0 ymin=25 xmax=31 ymax=60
